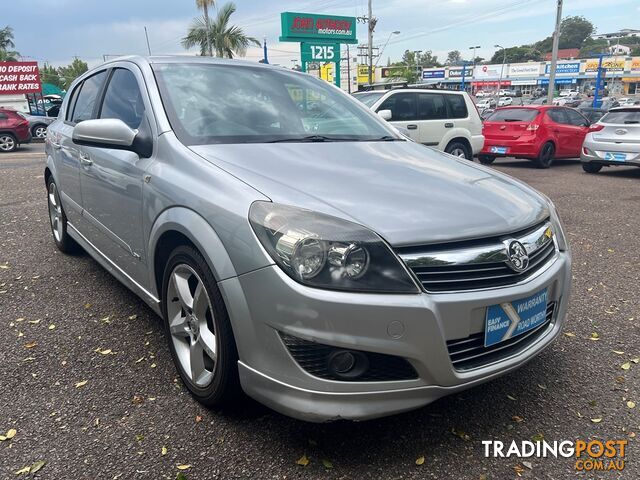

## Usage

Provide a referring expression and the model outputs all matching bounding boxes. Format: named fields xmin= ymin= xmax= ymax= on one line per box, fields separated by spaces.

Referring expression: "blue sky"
xmin=5 ymin=0 xmax=639 ymax=68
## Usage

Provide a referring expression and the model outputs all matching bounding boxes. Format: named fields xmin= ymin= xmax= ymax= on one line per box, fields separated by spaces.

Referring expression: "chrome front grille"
xmin=446 ymin=301 xmax=557 ymax=371
xmin=396 ymin=221 xmax=557 ymax=293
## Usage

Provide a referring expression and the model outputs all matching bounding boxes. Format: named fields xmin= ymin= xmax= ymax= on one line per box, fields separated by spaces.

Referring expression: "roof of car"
xmin=609 ymin=106 xmax=640 ymax=111
xmin=374 ymin=88 xmax=467 ymax=95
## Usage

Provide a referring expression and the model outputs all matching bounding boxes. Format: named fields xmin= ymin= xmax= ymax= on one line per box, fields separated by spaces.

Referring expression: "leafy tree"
xmin=40 ymin=64 xmax=62 ymax=88
xmin=490 ymin=46 xmax=542 ymax=63
xmin=399 ymin=50 xmax=441 ymax=69
xmin=558 ymin=16 xmax=594 ymax=49
xmin=182 ymin=2 xmax=260 ymax=58
xmin=579 ymin=38 xmax=608 ymax=57
xmin=196 ymin=0 xmax=215 ymax=56
xmin=631 ymin=45 xmax=640 ymax=56
xmin=58 ymin=58 xmax=88 ymax=90
xmin=472 ymin=56 xmax=485 ymax=65
xmin=446 ymin=50 xmax=462 ymax=65
xmin=0 ymin=26 xmax=20 ymax=61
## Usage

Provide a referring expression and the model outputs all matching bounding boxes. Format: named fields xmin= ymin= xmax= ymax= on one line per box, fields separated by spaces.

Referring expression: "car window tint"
xmin=600 ymin=110 xmax=640 ymax=124
xmin=64 ymin=85 xmax=81 ymax=121
xmin=546 ymin=108 xmax=567 ymax=124
xmin=445 ymin=94 xmax=468 ymax=119
xmin=565 ymin=109 xmax=588 ymax=126
xmin=379 ymin=93 xmax=417 ymax=122
xmin=486 ymin=109 xmax=538 ymax=122
xmin=417 ymin=93 xmax=447 ymax=120
xmin=100 ymin=69 xmax=145 ymax=129
xmin=71 ymin=70 xmax=107 ymax=123
xmin=0 ymin=112 xmax=7 ymax=120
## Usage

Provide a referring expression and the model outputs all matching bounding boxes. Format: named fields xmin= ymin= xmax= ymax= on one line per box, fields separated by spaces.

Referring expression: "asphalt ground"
xmin=0 ymin=143 xmax=638 ymax=480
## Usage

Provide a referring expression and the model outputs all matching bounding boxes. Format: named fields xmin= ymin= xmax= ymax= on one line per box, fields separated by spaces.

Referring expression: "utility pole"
xmin=546 ymin=0 xmax=563 ymax=105
xmin=144 ymin=26 xmax=152 ymax=56
xmin=367 ymin=0 xmax=375 ymax=86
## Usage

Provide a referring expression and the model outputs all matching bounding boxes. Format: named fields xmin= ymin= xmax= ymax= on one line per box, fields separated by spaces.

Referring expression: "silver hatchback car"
xmin=581 ymin=107 xmax=640 ymax=173
xmin=45 ymin=56 xmax=571 ymax=422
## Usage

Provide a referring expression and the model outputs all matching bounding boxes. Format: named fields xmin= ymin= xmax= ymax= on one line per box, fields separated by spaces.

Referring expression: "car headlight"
xmin=249 ymin=202 xmax=419 ymax=293
xmin=546 ymin=199 xmax=569 ymax=252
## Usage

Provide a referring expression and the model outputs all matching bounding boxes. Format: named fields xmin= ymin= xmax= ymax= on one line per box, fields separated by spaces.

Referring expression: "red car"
xmin=478 ymin=105 xmax=593 ymax=168
xmin=0 ymin=108 xmax=32 ymax=153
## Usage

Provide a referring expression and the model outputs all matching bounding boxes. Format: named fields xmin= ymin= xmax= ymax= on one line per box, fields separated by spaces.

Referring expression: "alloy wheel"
xmin=166 ymin=264 xmax=218 ymax=387
xmin=0 ymin=135 xmax=16 ymax=152
xmin=48 ymin=182 xmax=63 ymax=243
xmin=34 ymin=126 xmax=47 ymax=138
xmin=450 ymin=147 xmax=467 ymax=158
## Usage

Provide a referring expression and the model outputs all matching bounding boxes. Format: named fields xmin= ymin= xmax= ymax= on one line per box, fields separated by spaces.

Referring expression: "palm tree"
xmin=182 ymin=2 xmax=260 ymax=58
xmin=195 ymin=0 xmax=214 ymax=56
xmin=0 ymin=26 xmax=20 ymax=61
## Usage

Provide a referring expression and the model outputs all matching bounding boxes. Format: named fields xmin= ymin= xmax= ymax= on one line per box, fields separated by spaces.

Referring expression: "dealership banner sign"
xmin=545 ymin=62 xmax=580 ymax=75
xmin=280 ymin=12 xmax=357 ymax=43
xmin=0 ymin=61 xmax=42 ymax=94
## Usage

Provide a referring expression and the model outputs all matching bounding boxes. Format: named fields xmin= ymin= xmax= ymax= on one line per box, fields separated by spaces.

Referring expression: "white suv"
xmin=354 ymin=89 xmax=484 ymax=159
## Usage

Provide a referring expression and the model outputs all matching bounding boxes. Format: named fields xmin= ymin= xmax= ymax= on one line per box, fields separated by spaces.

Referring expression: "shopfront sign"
xmin=280 ymin=12 xmax=357 ymax=43
xmin=472 ymin=80 xmax=512 ymax=87
xmin=448 ymin=67 xmax=472 ymax=78
xmin=629 ymin=57 xmax=640 ymax=72
xmin=545 ymin=62 xmax=580 ymax=75
xmin=538 ymin=78 xmax=576 ymax=85
xmin=422 ymin=69 xmax=445 ymax=79
xmin=0 ymin=61 xmax=41 ymax=94
xmin=508 ymin=64 xmax=541 ymax=77
xmin=584 ymin=58 xmax=625 ymax=73
xmin=474 ymin=64 xmax=504 ymax=79
xmin=381 ymin=66 xmax=405 ymax=78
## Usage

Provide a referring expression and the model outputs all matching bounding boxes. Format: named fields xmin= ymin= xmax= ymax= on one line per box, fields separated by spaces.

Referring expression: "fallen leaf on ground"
xmin=75 ymin=380 xmax=88 ymax=388
xmin=128 ymin=315 xmax=137 ymax=320
xmin=24 ymin=342 xmax=37 ymax=349
xmin=6 ymin=428 xmax=17 ymax=439
xmin=27 ymin=320 xmax=40 ymax=325
xmin=95 ymin=348 xmax=113 ymax=355
xmin=522 ymin=461 xmax=533 ymax=469
xmin=538 ymin=384 xmax=547 ymax=390
xmin=621 ymin=362 xmax=631 ymax=370
xmin=531 ymin=433 xmax=544 ymax=442
xmin=176 ymin=464 xmax=191 ymax=470
xmin=632 ymin=358 xmax=640 ymax=364
xmin=591 ymin=418 xmax=602 ymax=423
xmin=563 ymin=332 xmax=576 ymax=337
xmin=296 ymin=454 xmax=310 ymax=466
xmin=195 ymin=415 xmax=202 ymax=423
xmin=514 ymin=464 xmax=525 ymax=476
xmin=507 ymin=394 xmax=517 ymax=401
xmin=590 ymin=332 xmax=600 ymax=341
xmin=627 ymin=401 xmax=636 ymax=409
xmin=512 ymin=416 xmax=524 ymax=423
xmin=48 ymin=324 xmax=55 ymax=330
xmin=135 ymin=434 xmax=144 ymax=442
xmin=322 ymin=459 xmax=333 ymax=469
xmin=161 ymin=446 xmax=168 ymax=456
xmin=0 ymin=264 xmax=9 ymax=270
xmin=132 ymin=395 xmax=144 ymax=405
xmin=452 ymin=428 xmax=471 ymax=441
xmin=176 ymin=474 xmax=187 ymax=480
xmin=14 ymin=466 xmax=30 ymax=475
xmin=415 ymin=456 xmax=425 ymax=466
xmin=30 ymin=461 xmax=46 ymax=474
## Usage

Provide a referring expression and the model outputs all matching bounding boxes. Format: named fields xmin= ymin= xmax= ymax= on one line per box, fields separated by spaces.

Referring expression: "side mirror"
xmin=72 ymin=118 xmax=152 ymax=158
xmin=377 ymin=109 xmax=392 ymax=121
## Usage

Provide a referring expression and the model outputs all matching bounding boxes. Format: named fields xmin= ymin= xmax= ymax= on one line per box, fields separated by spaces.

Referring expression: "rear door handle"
xmin=445 ymin=123 xmax=454 ymax=128
xmin=406 ymin=124 xmax=418 ymax=130
xmin=79 ymin=152 xmax=93 ymax=166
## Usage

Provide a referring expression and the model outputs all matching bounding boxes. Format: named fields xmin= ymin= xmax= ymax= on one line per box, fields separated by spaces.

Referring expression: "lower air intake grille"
xmin=446 ymin=301 xmax=557 ymax=371
xmin=280 ymin=333 xmax=418 ymax=382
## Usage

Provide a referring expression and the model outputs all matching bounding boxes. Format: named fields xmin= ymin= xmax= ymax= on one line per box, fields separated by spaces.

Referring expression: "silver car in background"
xmin=44 ymin=56 xmax=571 ymax=422
xmin=16 ymin=111 xmax=56 ymax=139
xmin=581 ymin=107 xmax=640 ymax=173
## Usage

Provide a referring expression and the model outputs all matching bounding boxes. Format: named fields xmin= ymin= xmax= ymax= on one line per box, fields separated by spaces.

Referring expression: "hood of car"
xmin=190 ymin=141 xmax=549 ymax=246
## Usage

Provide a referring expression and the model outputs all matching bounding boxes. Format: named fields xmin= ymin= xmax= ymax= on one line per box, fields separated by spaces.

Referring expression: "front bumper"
xmin=220 ymin=252 xmax=571 ymax=422
xmin=581 ymin=141 xmax=640 ymax=167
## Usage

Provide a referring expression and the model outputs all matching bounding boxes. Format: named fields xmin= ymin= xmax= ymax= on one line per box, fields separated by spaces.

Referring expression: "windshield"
xmin=352 ymin=91 xmax=385 ymax=107
xmin=153 ymin=63 xmax=396 ymax=145
xmin=600 ymin=110 xmax=640 ymax=124
xmin=486 ymin=108 xmax=539 ymax=122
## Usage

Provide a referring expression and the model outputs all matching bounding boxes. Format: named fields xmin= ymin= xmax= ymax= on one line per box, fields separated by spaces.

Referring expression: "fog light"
xmin=327 ymin=350 xmax=370 ymax=379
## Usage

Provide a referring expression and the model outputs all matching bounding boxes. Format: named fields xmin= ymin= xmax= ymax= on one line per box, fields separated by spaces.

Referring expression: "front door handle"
xmin=79 ymin=153 xmax=93 ymax=166
xmin=51 ymin=142 xmax=62 ymax=150
xmin=406 ymin=124 xmax=418 ymax=130
xmin=445 ymin=123 xmax=454 ymax=128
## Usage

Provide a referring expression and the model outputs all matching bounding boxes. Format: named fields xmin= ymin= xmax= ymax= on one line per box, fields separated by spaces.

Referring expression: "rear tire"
xmin=445 ymin=141 xmax=471 ymax=160
xmin=46 ymin=177 xmax=80 ymax=253
xmin=478 ymin=155 xmax=496 ymax=165
xmin=0 ymin=133 xmax=17 ymax=153
xmin=534 ymin=142 xmax=555 ymax=169
xmin=582 ymin=162 xmax=603 ymax=174
xmin=161 ymin=245 xmax=241 ymax=408
xmin=32 ymin=124 xmax=48 ymax=139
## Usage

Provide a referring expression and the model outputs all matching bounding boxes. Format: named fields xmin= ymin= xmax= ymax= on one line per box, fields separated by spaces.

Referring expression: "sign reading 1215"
xmin=301 ymin=42 xmax=340 ymax=63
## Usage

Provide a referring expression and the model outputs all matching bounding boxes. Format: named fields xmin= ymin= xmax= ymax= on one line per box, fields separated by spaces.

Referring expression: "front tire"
xmin=445 ymin=141 xmax=471 ymax=160
xmin=46 ymin=177 xmax=79 ymax=253
xmin=582 ymin=162 xmax=603 ymax=174
xmin=478 ymin=155 xmax=496 ymax=165
xmin=162 ymin=245 xmax=240 ymax=407
xmin=32 ymin=124 xmax=48 ymax=139
xmin=0 ymin=133 xmax=17 ymax=153
xmin=535 ymin=142 xmax=555 ymax=169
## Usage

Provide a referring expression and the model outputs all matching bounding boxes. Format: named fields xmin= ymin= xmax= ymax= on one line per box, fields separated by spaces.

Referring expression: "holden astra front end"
xmin=45 ymin=57 xmax=571 ymax=423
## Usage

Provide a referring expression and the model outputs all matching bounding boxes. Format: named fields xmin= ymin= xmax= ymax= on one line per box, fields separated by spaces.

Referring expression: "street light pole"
xmin=413 ymin=50 xmax=422 ymax=83
xmin=495 ymin=44 xmax=506 ymax=103
xmin=547 ymin=0 xmax=563 ymax=105
xmin=469 ymin=45 xmax=481 ymax=93
xmin=367 ymin=0 xmax=375 ymax=86
xmin=374 ymin=30 xmax=400 ymax=68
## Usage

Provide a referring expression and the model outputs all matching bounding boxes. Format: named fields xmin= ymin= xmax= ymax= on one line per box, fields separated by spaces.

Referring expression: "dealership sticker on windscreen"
xmin=485 ymin=288 xmax=548 ymax=347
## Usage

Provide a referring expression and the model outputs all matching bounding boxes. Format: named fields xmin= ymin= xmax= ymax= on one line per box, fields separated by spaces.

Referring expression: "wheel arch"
xmin=445 ymin=136 xmax=472 ymax=157
xmin=148 ymin=207 xmax=238 ymax=301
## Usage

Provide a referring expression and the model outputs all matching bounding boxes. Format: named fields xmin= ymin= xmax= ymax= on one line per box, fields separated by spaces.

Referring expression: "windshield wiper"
xmin=267 ymin=135 xmax=399 ymax=143
xmin=373 ymin=135 xmax=403 ymax=141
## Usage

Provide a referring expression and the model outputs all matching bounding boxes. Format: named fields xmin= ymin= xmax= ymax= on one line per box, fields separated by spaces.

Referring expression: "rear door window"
xmin=486 ymin=109 xmax=539 ymax=122
xmin=417 ymin=93 xmax=447 ymax=120
xmin=565 ymin=109 xmax=588 ymax=126
xmin=378 ymin=93 xmax=417 ymax=122
xmin=70 ymin=70 xmax=108 ymax=124
xmin=445 ymin=94 xmax=468 ymax=119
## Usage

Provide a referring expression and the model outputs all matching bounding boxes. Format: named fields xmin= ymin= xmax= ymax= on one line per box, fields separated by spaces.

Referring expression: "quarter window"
xmin=445 ymin=94 xmax=468 ymax=119
xmin=0 ymin=113 xmax=7 ymax=120
xmin=378 ymin=93 xmax=417 ymax=122
xmin=418 ymin=93 xmax=447 ymax=120
xmin=100 ymin=69 xmax=146 ymax=129
xmin=70 ymin=70 xmax=108 ymax=124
